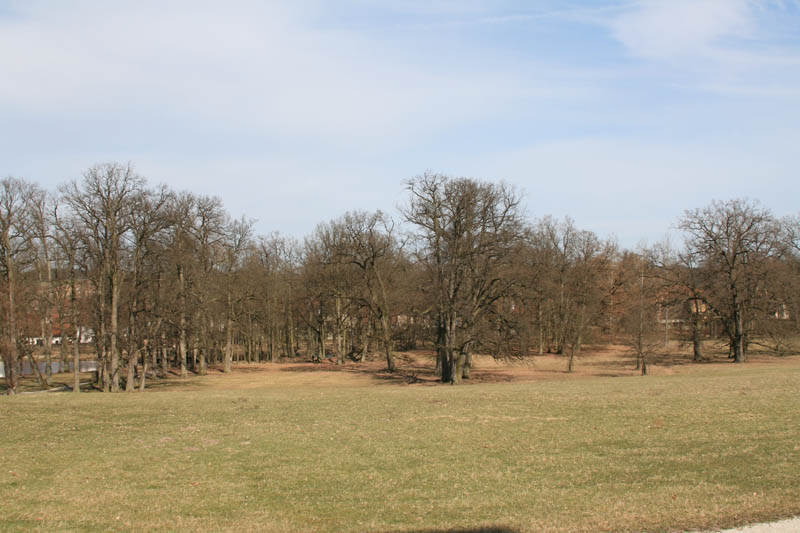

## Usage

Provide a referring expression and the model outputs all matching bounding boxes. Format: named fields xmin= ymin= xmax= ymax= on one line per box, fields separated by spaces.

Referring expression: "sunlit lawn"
xmin=1 ymin=360 xmax=799 ymax=532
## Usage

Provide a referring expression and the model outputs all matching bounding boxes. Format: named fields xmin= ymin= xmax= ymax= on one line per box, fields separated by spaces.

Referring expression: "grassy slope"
xmin=1 ymin=365 xmax=799 ymax=532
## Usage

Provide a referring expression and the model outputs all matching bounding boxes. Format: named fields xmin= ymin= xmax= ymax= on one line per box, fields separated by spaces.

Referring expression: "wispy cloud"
xmin=611 ymin=0 xmax=754 ymax=62
xmin=606 ymin=0 xmax=800 ymax=95
xmin=459 ymin=132 xmax=800 ymax=244
xmin=0 ymin=1 xmax=554 ymax=144
xmin=395 ymin=3 xmax=630 ymax=30
xmin=1 ymin=1 xmax=799 ymax=246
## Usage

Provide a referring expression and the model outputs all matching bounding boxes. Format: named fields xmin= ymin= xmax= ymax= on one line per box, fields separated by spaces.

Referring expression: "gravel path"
xmin=712 ymin=517 xmax=800 ymax=532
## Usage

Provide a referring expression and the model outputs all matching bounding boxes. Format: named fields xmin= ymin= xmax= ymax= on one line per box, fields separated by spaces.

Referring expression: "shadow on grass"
xmin=650 ymin=350 xmax=745 ymax=367
xmin=142 ymin=378 xmax=199 ymax=391
xmin=586 ymin=348 xmax=730 ymax=370
xmin=277 ymin=359 xmax=536 ymax=386
xmin=278 ymin=361 xmax=442 ymax=386
xmin=591 ymin=356 xmax=638 ymax=370
xmin=398 ymin=526 xmax=519 ymax=533
xmin=222 ymin=365 xmax=273 ymax=373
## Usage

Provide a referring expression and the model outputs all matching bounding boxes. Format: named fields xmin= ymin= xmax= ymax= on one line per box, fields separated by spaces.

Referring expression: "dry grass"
xmin=8 ymin=341 xmax=797 ymax=393
xmin=1 ymin=347 xmax=799 ymax=532
xmin=135 ymin=342 xmax=800 ymax=391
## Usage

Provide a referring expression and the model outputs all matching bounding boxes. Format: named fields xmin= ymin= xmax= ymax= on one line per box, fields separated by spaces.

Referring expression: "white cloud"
xmin=611 ymin=0 xmax=754 ymax=62
xmin=2 ymin=0 xmax=799 ymax=247
xmin=456 ymin=134 xmax=800 ymax=247
xmin=0 ymin=0 xmax=566 ymax=146
xmin=606 ymin=0 xmax=800 ymax=97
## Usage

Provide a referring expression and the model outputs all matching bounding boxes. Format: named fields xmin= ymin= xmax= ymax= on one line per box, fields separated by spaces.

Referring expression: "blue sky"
xmin=2 ymin=0 xmax=799 ymax=247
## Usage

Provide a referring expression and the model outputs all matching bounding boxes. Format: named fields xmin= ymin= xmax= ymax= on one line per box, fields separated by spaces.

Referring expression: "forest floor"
xmin=146 ymin=342 xmax=800 ymax=392
xmin=1 ymin=345 xmax=799 ymax=532
xmin=6 ymin=341 xmax=799 ymax=393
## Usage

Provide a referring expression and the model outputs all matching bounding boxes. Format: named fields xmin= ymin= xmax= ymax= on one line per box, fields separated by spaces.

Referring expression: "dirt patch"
xmin=15 ymin=343 xmax=793 ymax=394
xmin=136 ymin=345 xmax=800 ymax=392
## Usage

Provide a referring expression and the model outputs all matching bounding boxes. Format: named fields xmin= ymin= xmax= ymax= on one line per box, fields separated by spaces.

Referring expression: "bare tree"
xmin=162 ymin=193 xmax=228 ymax=376
xmin=649 ymin=241 xmax=709 ymax=362
xmin=403 ymin=173 xmax=524 ymax=383
xmin=61 ymin=163 xmax=144 ymax=391
xmin=251 ymin=234 xmax=293 ymax=362
xmin=531 ymin=217 xmax=615 ymax=371
xmin=165 ymin=192 xmax=197 ymax=377
xmin=220 ymin=216 xmax=254 ymax=372
xmin=28 ymin=187 xmax=58 ymax=385
xmin=124 ymin=185 xmax=172 ymax=391
xmin=679 ymin=199 xmax=782 ymax=363
xmin=51 ymin=203 xmax=88 ymax=393
xmin=617 ymin=250 xmax=662 ymax=375
xmin=252 ymin=234 xmax=301 ymax=360
xmin=0 ymin=177 xmax=38 ymax=394
xmin=325 ymin=210 xmax=400 ymax=371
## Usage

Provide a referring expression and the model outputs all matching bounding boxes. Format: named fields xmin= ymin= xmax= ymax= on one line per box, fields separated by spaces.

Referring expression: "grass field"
xmin=1 ymin=350 xmax=799 ymax=532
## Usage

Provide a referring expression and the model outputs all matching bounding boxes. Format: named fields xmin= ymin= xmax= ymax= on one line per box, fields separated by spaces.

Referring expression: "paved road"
xmin=713 ymin=517 xmax=800 ymax=532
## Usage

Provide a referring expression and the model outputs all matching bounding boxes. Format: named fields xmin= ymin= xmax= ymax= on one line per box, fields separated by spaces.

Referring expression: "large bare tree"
xmin=0 ymin=177 xmax=38 ymax=394
xmin=123 ymin=185 xmax=172 ymax=390
xmin=61 ymin=163 xmax=144 ymax=391
xmin=323 ymin=210 xmax=400 ymax=371
xmin=220 ymin=215 xmax=254 ymax=372
xmin=403 ymin=173 xmax=524 ymax=383
xmin=51 ymin=202 xmax=88 ymax=392
xmin=679 ymin=199 xmax=782 ymax=363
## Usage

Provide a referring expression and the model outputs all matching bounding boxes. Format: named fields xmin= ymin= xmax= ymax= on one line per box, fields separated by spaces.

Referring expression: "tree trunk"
xmin=109 ymin=277 xmax=121 ymax=392
xmin=193 ymin=347 xmax=204 ymax=375
xmin=24 ymin=350 xmax=48 ymax=389
xmin=59 ymin=334 xmax=68 ymax=377
xmin=161 ymin=333 xmax=169 ymax=377
xmin=461 ymin=350 xmax=472 ymax=379
xmin=318 ymin=320 xmax=325 ymax=361
xmin=334 ymin=296 xmax=344 ymax=365
xmin=434 ymin=320 xmax=446 ymax=378
xmin=379 ymin=313 xmax=395 ymax=372
xmin=177 ymin=265 xmax=188 ymax=377
xmin=151 ymin=340 xmax=158 ymax=379
xmin=224 ymin=314 xmax=233 ymax=373
xmin=125 ymin=349 xmax=137 ymax=392
xmin=4 ymin=239 xmax=19 ymax=394
xmin=42 ymin=320 xmax=53 ymax=386
xmin=732 ymin=290 xmax=745 ymax=363
xmin=139 ymin=344 xmax=148 ymax=392
xmin=72 ymin=332 xmax=81 ymax=393
xmin=692 ymin=312 xmax=703 ymax=362
xmin=70 ymin=269 xmax=81 ymax=393
xmin=452 ymin=350 xmax=466 ymax=384
xmin=94 ymin=323 xmax=109 ymax=391
xmin=408 ymin=314 xmax=417 ymax=350
xmin=439 ymin=347 xmax=452 ymax=383
xmin=442 ymin=317 xmax=457 ymax=384
xmin=179 ymin=319 xmax=188 ymax=377
xmin=286 ymin=306 xmax=295 ymax=357
xmin=38 ymin=237 xmax=55 ymax=386
xmin=538 ymin=305 xmax=544 ymax=355
xmin=360 ymin=318 xmax=371 ymax=362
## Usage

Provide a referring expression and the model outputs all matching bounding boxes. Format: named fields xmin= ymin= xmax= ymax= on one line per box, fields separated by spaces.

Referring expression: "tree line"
xmin=2 ymin=164 xmax=799 ymax=394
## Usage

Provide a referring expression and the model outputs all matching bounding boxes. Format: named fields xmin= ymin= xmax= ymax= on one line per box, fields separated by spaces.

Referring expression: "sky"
xmin=1 ymin=0 xmax=799 ymax=248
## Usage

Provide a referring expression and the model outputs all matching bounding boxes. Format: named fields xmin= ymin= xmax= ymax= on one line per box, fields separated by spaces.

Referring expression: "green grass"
xmin=1 ymin=365 xmax=799 ymax=532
